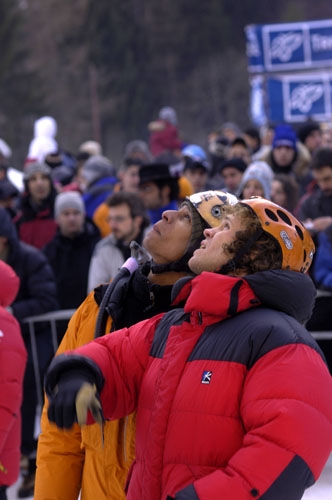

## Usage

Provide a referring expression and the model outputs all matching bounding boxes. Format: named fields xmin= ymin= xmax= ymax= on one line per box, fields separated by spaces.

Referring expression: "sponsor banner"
xmin=246 ymin=19 xmax=332 ymax=73
xmin=266 ymin=72 xmax=332 ymax=123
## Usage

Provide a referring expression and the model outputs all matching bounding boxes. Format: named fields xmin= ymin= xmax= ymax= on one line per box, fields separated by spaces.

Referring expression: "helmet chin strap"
xmin=150 ymin=235 xmax=206 ymax=275
xmin=150 ymin=258 xmax=191 ymax=274
xmin=218 ymin=228 xmax=263 ymax=275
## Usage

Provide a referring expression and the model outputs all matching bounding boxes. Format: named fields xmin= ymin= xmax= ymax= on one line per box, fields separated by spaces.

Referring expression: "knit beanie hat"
xmin=124 ymin=140 xmax=152 ymax=162
xmin=54 ymin=191 xmax=85 ymax=218
xmin=23 ymin=161 xmax=52 ymax=181
xmin=159 ymin=106 xmax=178 ymax=126
xmin=237 ymin=161 xmax=274 ymax=200
xmin=81 ymin=155 xmax=116 ymax=186
xmin=181 ymin=200 xmax=209 ymax=250
xmin=78 ymin=140 xmax=103 ymax=156
xmin=272 ymin=124 xmax=297 ymax=151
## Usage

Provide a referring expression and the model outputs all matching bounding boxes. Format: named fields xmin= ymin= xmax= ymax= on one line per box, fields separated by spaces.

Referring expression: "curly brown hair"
xmin=221 ymin=204 xmax=282 ymax=274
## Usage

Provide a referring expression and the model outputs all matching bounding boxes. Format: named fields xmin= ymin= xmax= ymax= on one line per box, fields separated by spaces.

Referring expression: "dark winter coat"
xmin=297 ymin=190 xmax=332 ymax=222
xmin=313 ymin=224 xmax=332 ymax=289
xmin=56 ymin=269 xmax=332 ymax=500
xmin=0 ymin=207 xmax=59 ymax=337
xmin=43 ymin=219 xmax=101 ymax=309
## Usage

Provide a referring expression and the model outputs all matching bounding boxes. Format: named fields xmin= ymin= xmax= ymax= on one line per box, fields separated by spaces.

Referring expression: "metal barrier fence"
xmin=23 ymin=309 xmax=76 ymax=409
xmin=312 ymin=332 xmax=332 ymax=340
xmin=23 ymin=309 xmax=332 ymax=410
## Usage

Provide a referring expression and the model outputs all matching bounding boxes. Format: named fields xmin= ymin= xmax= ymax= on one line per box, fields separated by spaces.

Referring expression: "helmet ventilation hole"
xmin=265 ymin=208 xmax=278 ymax=221
xmin=295 ymin=225 xmax=304 ymax=240
xmin=277 ymin=209 xmax=292 ymax=225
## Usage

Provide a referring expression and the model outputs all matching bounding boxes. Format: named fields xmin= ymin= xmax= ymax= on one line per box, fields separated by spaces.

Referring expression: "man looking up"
xmin=35 ymin=190 xmax=237 ymax=500
xmin=45 ymin=198 xmax=332 ymax=500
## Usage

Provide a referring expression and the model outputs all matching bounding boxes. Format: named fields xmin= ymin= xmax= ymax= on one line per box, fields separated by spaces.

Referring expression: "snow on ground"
xmin=8 ymin=453 xmax=332 ymax=499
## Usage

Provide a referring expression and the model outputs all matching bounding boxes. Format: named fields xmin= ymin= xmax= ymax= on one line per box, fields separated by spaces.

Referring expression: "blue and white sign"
xmin=245 ymin=24 xmax=265 ymax=73
xmin=266 ymin=72 xmax=332 ymax=123
xmin=246 ymin=19 xmax=332 ymax=73
xmin=249 ymin=75 xmax=268 ymax=127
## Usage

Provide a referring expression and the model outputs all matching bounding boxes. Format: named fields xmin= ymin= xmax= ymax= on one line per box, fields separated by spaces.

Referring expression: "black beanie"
xmin=181 ymin=200 xmax=208 ymax=250
xmin=297 ymin=122 xmax=320 ymax=144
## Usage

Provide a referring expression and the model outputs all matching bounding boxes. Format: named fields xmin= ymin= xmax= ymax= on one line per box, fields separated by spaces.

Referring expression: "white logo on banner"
xmin=271 ymin=32 xmax=303 ymax=62
xmin=290 ymin=83 xmax=324 ymax=113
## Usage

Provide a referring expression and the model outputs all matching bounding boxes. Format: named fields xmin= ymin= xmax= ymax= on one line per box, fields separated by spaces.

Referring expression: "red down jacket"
xmin=0 ymin=261 xmax=27 ymax=487
xmin=61 ymin=270 xmax=332 ymax=500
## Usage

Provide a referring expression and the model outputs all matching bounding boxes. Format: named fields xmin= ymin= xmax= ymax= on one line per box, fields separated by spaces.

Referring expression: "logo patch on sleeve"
xmin=201 ymin=370 xmax=212 ymax=384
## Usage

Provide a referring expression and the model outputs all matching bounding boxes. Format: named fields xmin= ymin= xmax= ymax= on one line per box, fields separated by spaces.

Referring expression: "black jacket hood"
xmin=0 ymin=206 xmax=19 ymax=251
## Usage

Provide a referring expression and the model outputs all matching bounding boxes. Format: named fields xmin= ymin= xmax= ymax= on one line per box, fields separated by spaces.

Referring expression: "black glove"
xmin=45 ymin=355 xmax=104 ymax=429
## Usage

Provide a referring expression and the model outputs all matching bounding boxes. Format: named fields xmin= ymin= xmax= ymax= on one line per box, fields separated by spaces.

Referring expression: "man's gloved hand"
xmin=45 ymin=353 xmax=105 ymax=430
xmin=47 ymin=369 xmax=100 ymax=429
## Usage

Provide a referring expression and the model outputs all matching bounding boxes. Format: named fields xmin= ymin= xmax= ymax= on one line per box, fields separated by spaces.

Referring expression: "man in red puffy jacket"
xmin=45 ymin=198 xmax=332 ymax=500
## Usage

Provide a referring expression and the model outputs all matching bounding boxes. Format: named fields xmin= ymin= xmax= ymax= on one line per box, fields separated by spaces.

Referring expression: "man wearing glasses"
xmin=87 ymin=191 xmax=150 ymax=292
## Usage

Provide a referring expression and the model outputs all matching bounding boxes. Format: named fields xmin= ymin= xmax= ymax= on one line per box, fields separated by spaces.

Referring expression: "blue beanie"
xmin=273 ymin=124 xmax=297 ymax=151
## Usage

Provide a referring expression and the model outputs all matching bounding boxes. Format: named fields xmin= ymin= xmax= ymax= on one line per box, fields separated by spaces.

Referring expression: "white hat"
xmin=159 ymin=106 xmax=177 ymax=126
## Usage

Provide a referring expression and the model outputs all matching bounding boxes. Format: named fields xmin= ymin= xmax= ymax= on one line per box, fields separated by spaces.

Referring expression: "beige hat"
xmin=78 ymin=140 xmax=102 ymax=156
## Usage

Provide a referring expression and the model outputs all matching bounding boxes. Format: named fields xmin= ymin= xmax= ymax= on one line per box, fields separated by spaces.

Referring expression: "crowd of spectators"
xmin=1 ymin=108 xmax=332 ymax=498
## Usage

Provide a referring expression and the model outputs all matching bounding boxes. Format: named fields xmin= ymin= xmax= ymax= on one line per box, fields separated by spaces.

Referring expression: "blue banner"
xmin=265 ymin=72 xmax=332 ymax=123
xmin=246 ymin=19 xmax=332 ymax=73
